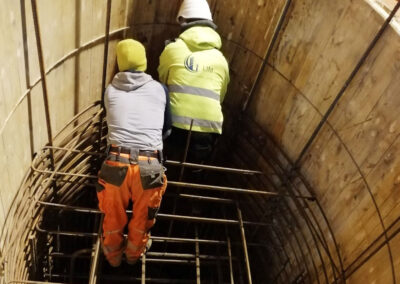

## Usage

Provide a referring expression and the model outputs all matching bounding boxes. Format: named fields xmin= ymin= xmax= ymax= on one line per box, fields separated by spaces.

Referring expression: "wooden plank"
xmin=214 ymin=0 xmax=249 ymax=46
xmin=0 ymin=0 xmax=25 ymax=125
xmin=155 ymin=0 xmax=181 ymax=24
xmin=270 ymin=0 xmax=382 ymax=114
xmin=77 ymin=0 xmax=96 ymax=111
xmin=392 ymin=233 xmax=400 ymax=284
xmin=329 ymin=27 xmax=400 ymax=177
xmin=214 ymin=0 xmax=285 ymax=59
xmin=24 ymin=0 xmax=41 ymax=83
xmin=346 ymin=240 xmax=392 ymax=283
xmin=365 ymin=135 xmax=400 ymax=229
xmin=36 ymin=0 xmax=64 ymax=68
xmin=299 ymin=125 xmax=385 ymax=268
xmin=30 ymin=84 xmax=48 ymax=154
xmin=110 ymin=0 xmax=130 ymax=30
xmin=0 ymin=136 xmax=8 ymax=230
xmin=220 ymin=38 xmax=238 ymax=66
xmin=131 ymin=0 xmax=157 ymax=25
xmin=0 ymin=98 xmax=32 ymax=216
xmin=47 ymin=58 xmax=76 ymax=135
xmin=233 ymin=132 xmax=336 ymax=283
xmin=247 ymin=65 xmax=320 ymax=161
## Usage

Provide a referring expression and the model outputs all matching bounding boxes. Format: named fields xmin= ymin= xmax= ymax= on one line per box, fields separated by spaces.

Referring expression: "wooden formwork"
xmin=1 ymin=0 xmax=400 ymax=283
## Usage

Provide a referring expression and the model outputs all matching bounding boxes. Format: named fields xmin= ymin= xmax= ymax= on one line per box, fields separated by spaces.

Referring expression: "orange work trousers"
xmin=97 ymin=153 xmax=167 ymax=266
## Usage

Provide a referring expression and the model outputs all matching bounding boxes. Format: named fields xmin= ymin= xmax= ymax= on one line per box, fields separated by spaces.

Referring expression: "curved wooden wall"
xmin=1 ymin=0 xmax=399 ymax=283
xmin=0 ymin=0 xmax=131 ymax=236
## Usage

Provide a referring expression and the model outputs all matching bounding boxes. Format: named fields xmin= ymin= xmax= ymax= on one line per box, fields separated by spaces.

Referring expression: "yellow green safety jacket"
xmin=158 ymin=25 xmax=230 ymax=134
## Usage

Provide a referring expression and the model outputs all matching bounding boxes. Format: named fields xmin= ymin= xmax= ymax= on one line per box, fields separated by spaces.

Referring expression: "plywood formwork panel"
xmin=24 ymin=0 xmax=40 ymax=85
xmin=132 ymin=0 xmax=158 ymax=25
xmin=299 ymin=125 xmax=383 ymax=268
xmin=248 ymin=65 xmax=321 ymax=161
xmin=346 ymin=239 xmax=393 ymax=283
xmin=74 ymin=48 xmax=91 ymax=113
xmin=47 ymin=58 xmax=77 ymax=135
xmin=79 ymin=0 xmax=98 ymax=44
xmin=220 ymin=39 xmax=237 ymax=65
xmin=366 ymin=135 xmax=400 ymax=230
xmin=213 ymin=0 xmax=248 ymax=45
xmin=224 ymin=48 xmax=262 ymax=111
xmin=392 ymin=233 xmax=400 ymax=284
xmin=155 ymin=0 xmax=181 ymax=24
xmin=110 ymin=0 xmax=130 ymax=30
xmin=0 ymin=0 xmax=26 ymax=126
xmin=0 ymin=0 xmax=399 ymax=282
xmin=214 ymin=0 xmax=285 ymax=59
xmin=0 ymin=98 xmax=32 ymax=217
xmin=29 ymin=84 xmax=48 ymax=157
xmin=36 ymin=0 xmax=75 ymax=70
xmin=231 ymin=127 xmax=341 ymax=283
xmin=229 ymin=48 xmax=261 ymax=91
xmin=0 ymin=137 xmax=8 ymax=231
xmin=88 ymin=43 xmax=106 ymax=102
xmin=270 ymin=0 xmax=382 ymax=115
xmin=133 ymin=24 xmax=180 ymax=78
xmin=329 ymin=26 xmax=400 ymax=177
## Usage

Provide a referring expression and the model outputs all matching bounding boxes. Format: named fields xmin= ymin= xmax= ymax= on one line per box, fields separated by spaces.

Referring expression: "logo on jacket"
xmin=184 ymin=55 xmax=199 ymax=73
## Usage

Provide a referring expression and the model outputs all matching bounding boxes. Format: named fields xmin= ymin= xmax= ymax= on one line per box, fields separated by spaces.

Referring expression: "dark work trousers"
xmin=164 ymin=127 xmax=219 ymax=182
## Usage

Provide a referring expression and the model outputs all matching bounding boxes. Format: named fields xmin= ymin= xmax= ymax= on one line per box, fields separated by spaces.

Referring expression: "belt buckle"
xmin=129 ymin=148 xmax=139 ymax=164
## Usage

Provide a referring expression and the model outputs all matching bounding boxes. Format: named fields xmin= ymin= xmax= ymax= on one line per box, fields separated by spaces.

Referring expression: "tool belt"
xmin=106 ymin=145 xmax=164 ymax=164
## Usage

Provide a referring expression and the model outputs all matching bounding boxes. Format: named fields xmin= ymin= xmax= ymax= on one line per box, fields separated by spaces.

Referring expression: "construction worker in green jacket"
xmin=158 ymin=0 xmax=230 ymax=168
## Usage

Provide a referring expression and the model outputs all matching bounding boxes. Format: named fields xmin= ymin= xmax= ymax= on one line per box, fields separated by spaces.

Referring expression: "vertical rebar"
xmin=88 ymin=215 xmax=103 ymax=284
xmin=98 ymin=0 xmax=112 ymax=152
xmin=241 ymin=0 xmax=293 ymax=113
xmin=236 ymin=205 xmax=252 ymax=284
xmin=166 ymin=120 xmax=194 ymax=245
xmin=20 ymin=0 xmax=35 ymax=157
xmin=31 ymin=0 xmax=54 ymax=168
xmin=195 ymin=226 xmax=201 ymax=284
xmin=179 ymin=119 xmax=194 ymax=180
xmin=29 ymin=235 xmax=38 ymax=275
xmin=294 ymin=0 xmax=400 ymax=167
xmin=227 ymin=236 xmax=235 ymax=284
xmin=70 ymin=249 xmax=92 ymax=284
xmin=141 ymin=254 xmax=146 ymax=284
xmin=100 ymin=0 xmax=112 ymax=106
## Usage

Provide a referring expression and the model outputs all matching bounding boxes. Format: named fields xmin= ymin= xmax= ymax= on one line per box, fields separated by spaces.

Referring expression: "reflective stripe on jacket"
xmin=158 ymin=26 xmax=230 ymax=134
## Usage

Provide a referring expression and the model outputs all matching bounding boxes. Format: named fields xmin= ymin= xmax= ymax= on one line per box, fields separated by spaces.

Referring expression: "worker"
xmin=158 ymin=0 xmax=230 ymax=168
xmin=96 ymin=39 xmax=171 ymax=267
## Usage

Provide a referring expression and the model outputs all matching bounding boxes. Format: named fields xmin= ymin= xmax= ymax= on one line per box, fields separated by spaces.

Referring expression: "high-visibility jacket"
xmin=158 ymin=26 xmax=230 ymax=134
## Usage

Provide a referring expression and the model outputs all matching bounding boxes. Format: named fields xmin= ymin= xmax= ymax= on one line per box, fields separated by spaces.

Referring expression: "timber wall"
xmin=1 ymin=0 xmax=399 ymax=283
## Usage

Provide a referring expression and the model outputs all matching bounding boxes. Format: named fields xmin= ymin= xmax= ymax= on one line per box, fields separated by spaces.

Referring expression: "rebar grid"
xmin=0 ymin=102 xmax=322 ymax=284
xmin=0 ymin=103 xmax=268 ymax=283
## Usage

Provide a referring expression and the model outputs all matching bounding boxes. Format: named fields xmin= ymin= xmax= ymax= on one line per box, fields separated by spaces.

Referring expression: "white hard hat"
xmin=177 ymin=0 xmax=213 ymax=23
